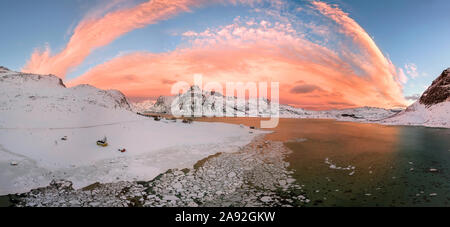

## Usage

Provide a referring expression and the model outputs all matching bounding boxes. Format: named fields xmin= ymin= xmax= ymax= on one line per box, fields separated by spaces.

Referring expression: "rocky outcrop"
xmin=419 ymin=68 xmax=450 ymax=106
xmin=383 ymin=67 xmax=450 ymax=128
xmin=107 ymin=90 xmax=132 ymax=111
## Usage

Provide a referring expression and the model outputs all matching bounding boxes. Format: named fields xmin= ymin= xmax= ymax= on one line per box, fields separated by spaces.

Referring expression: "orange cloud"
xmin=22 ymin=0 xmax=214 ymax=78
xmin=68 ymin=4 xmax=408 ymax=110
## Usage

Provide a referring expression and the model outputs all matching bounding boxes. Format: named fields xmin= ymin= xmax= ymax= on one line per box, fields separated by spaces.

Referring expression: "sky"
xmin=1 ymin=0 xmax=449 ymax=110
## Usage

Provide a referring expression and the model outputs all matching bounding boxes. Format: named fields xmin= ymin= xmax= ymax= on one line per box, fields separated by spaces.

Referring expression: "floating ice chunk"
xmin=325 ymin=158 xmax=356 ymax=173
xmin=429 ymin=168 xmax=438 ymax=172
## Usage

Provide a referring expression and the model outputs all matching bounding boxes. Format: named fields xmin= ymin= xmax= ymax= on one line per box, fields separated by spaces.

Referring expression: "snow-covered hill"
xmin=0 ymin=68 xmax=259 ymax=195
xmin=132 ymin=86 xmax=397 ymax=122
xmin=0 ymin=68 xmax=133 ymax=128
xmin=383 ymin=68 xmax=450 ymax=128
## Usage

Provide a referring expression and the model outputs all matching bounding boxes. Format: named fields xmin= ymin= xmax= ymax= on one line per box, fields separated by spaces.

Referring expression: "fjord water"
xmin=199 ymin=118 xmax=450 ymax=207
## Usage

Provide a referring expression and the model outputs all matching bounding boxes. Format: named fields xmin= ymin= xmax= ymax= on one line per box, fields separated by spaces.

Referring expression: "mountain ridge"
xmin=131 ymin=86 xmax=397 ymax=122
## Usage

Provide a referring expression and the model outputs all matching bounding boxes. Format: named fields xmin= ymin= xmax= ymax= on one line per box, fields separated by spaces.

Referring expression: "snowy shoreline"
xmin=0 ymin=69 xmax=266 ymax=195
xmin=4 ymin=135 xmax=308 ymax=207
xmin=0 ymin=118 xmax=264 ymax=195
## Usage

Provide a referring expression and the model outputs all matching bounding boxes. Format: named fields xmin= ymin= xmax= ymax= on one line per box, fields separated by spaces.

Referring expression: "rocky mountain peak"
xmin=419 ymin=68 xmax=450 ymax=107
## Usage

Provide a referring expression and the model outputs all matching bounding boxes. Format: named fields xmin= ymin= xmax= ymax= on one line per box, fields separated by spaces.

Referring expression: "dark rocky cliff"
xmin=419 ymin=68 xmax=450 ymax=107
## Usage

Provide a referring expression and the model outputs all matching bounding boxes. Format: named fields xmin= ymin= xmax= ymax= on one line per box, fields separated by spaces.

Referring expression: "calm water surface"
xmin=198 ymin=118 xmax=450 ymax=207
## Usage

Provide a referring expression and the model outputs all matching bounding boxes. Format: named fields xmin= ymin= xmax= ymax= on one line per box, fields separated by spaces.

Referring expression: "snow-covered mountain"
xmin=0 ymin=67 xmax=258 ymax=195
xmin=131 ymin=85 xmax=397 ymax=121
xmin=139 ymin=85 xmax=284 ymax=117
xmin=130 ymin=99 xmax=156 ymax=113
xmin=0 ymin=67 xmax=134 ymax=128
xmin=312 ymin=107 xmax=399 ymax=122
xmin=383 ymin=68 xmax=450 ymax=128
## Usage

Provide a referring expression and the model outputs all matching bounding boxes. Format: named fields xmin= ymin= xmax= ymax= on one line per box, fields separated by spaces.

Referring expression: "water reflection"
xmin=198 ymin=118 xmax=450 ymax=207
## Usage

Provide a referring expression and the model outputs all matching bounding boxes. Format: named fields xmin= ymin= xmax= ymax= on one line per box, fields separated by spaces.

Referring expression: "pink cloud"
xmin=182 ymin=31 xmax=199 ymax=37
xmin=397 ymin=68 xmax=408 ymax=84
xmin=68 ymin=4 xmax=408 ymax=110
xmin=22 ymin=0 xmax=214 ymax=78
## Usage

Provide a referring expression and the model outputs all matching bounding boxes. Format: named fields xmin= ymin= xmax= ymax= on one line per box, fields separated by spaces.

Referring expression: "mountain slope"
xmin=0 ymin=68 xmax=133 ymax=128
xmin=383 ymin=68 xmax=450 ymax=128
